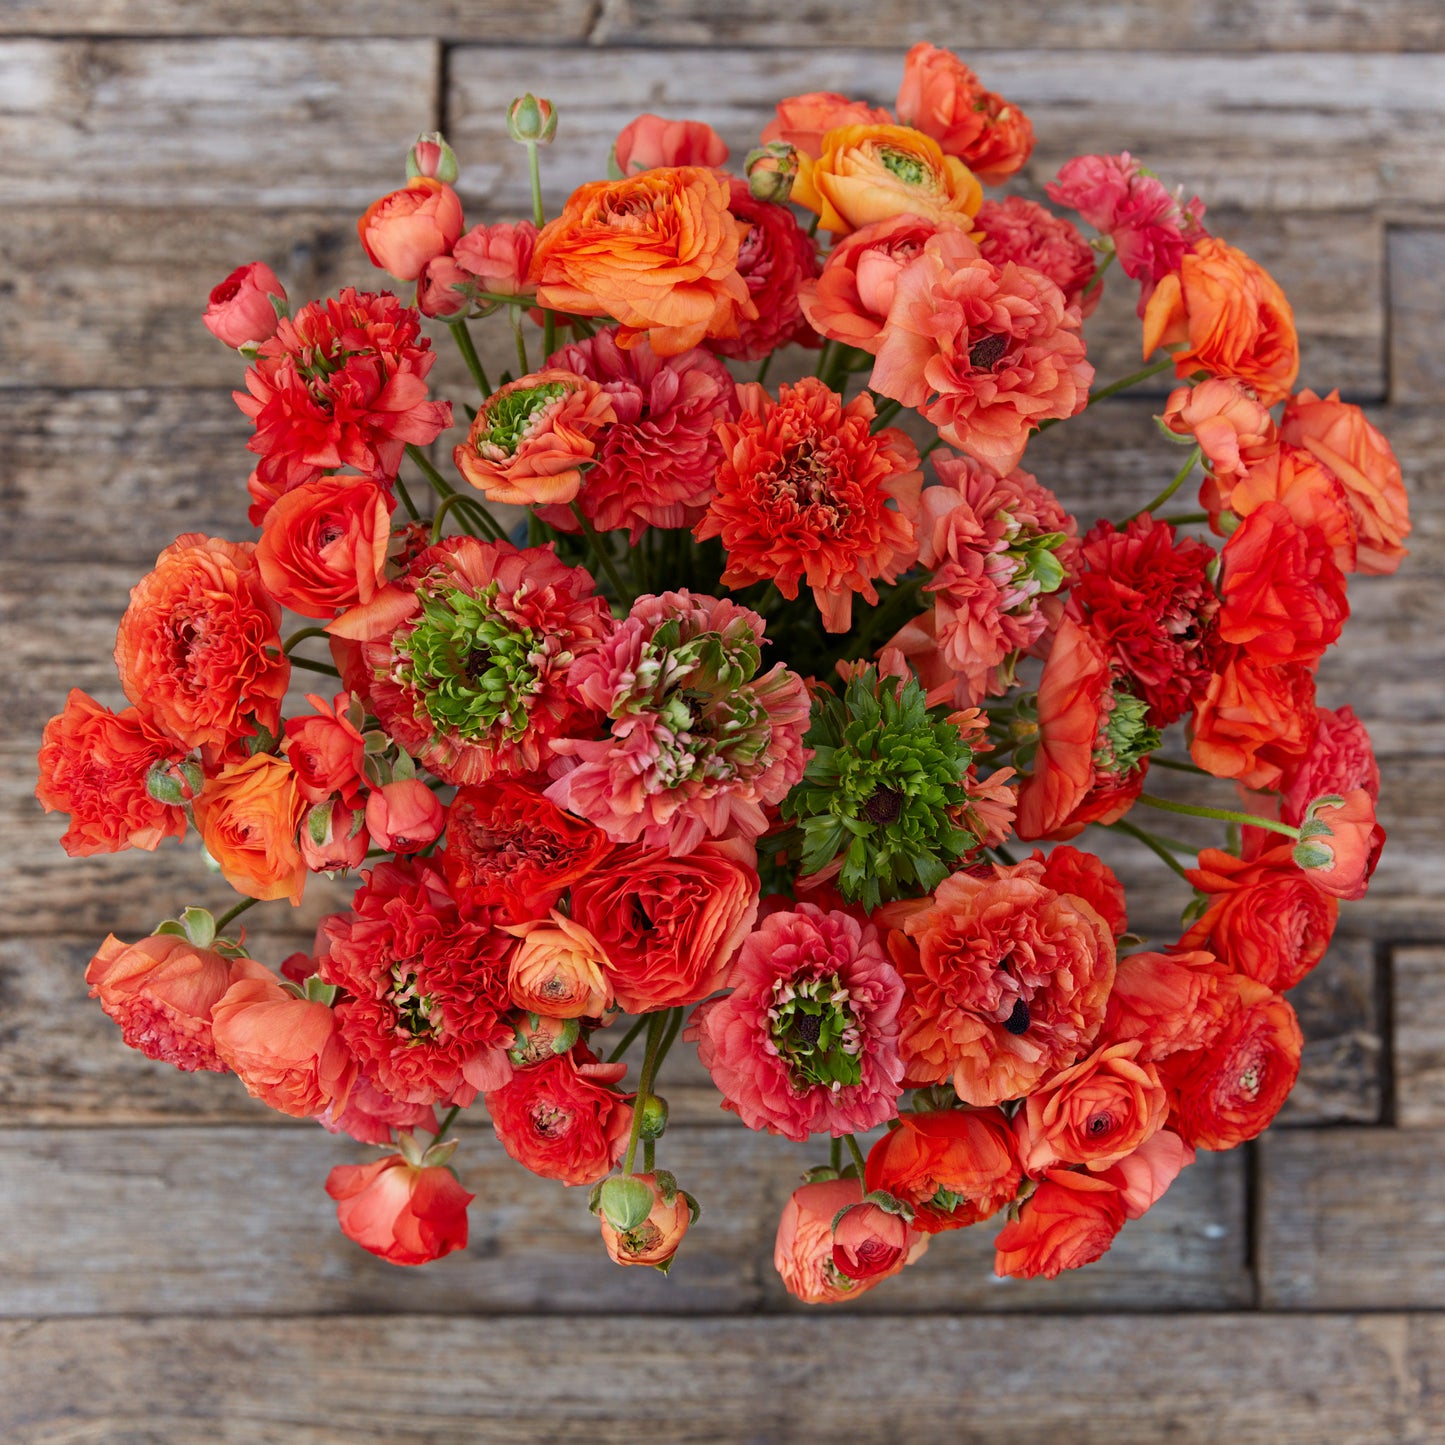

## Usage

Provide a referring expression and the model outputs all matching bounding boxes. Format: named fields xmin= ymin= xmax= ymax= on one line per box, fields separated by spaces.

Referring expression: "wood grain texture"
xmin=0 ymin=40 xmax=438 ymax=207
xmin=0 ymin=1126 xmax=1246 ymax=1316
xmin=4 ymin=1313 xmax=1442 ymax=1445
xmin=1389 ymin=228 xmax=1445 ymax=400
xmin=1393 ymin=945 xmax=1445 ymax=1125
xmin=1258 ymin=1126 xmax=1445 ymax=1307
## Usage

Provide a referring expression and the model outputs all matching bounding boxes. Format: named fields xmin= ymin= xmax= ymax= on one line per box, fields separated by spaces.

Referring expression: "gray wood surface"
xmin=2 ymin=3 xmax=1442 ymax=1439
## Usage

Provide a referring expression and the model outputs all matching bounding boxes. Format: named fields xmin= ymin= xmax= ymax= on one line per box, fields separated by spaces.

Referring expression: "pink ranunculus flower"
xmin=760 ymin=91 xmax=894 ymax=160
xmin=974 ymin=196 xmax=1101 ymax=317
xmin=358 ymin=177 xmax=465 ymax=283
xmin=613 ymin=113 xmax=729 ymax=173
xmin=687 ymin=904 xmax=906 ymax=1142
xmin=452 ymin=219 xmax=540 ymax=304
xmin=203 ymin=262 xmax=287 ymax=349
xmin=326 ymin=1148 xmax=472 ymax=1265
xmin=1279 ymin=705 xmax=1380 ymax=829
xmin=365 ymin=778 xmax=444 ymax=854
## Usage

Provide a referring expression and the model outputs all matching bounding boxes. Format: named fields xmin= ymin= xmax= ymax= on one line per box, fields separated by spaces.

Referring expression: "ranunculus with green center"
xmin=781 ymin=665 xmax=979 ymax=910
xmin=329 ymin=536 xmax=614 ymax=785
xmin=545 ymin=590 xmax=811 ymax=854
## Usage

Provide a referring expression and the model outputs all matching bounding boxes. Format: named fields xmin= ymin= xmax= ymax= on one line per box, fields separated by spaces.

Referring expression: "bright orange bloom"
xmin=528 ymin=167 xmax=755 ymax=355
xmin=792 ymin=123 xmax=983 ymax=236
xmin=193 ymin=752 xmax=307 ymax=904
xmin=1189 ymin=648 xmax=1315 ymax=790
xmin=693 ymin=378 xmax=922 ymax=633
xmin=1221 ymin=443 xmax=1357 ymax=573
xmin=1143 ymin=237 xmax=1299 ymax=405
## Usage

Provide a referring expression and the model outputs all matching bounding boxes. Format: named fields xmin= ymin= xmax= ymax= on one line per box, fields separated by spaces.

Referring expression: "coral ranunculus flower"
xmin=202 ymin=261 xmax=286 ymax=349
xmin=452 ymin=368 xmax=617 ymax=508
xmin=114 ymin=533 xmax=288 ymax=759
xmin=1143 ymin=237 xmax=1299 ymax=405
xmin=193 ymin=753 xmax=308 ymax=904
xmin=775 ymin=1176 xmax=925 ymax=1304
xmin=994 ymin=1169 xmax=1127 ymax=1279
xmin=1102 ymin=949 xmax=1232 ymax=1063
xmin=326 ymin=1153 xmax=473 ymax=1265
xmin=37 ymin=689 xmax=190 ymax=856
xmin=975 ymin=196 xmax=1100 ymax=316
xmin=793 ymin=122 xmax=983 ymax=236
xmin=284 ymin=691 xmax=367 ymax=807
xmin=613 ymin=113 xmax=729 ymax=173
xmin=504 ymin=911 xmax=614 ymax=1019
xmin=895 ymin=43 xmax=1035 ymax=184
xmin=358 ymin=176 xmax=465 ymax=282
xmin=694 ymin=378 xmax=923 ymax=633
xmin=1189 ymin=647 xmax=1316 ymax=790
xmin=1162 ymin=378 xmax=1278 ymax=490
xmin=529 ymin=166 xmax=755 ymax=356
xmin=761 ymin=92 xmax=894 ymax=160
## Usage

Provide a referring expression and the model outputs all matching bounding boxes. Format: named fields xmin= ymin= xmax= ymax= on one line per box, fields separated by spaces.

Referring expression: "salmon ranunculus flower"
xmin=975 ymin=196 xmax=1100 ymax=317
xmin=529 ymin=167 xmax=755 ymax=356
xmin=1143 ymin=237 xmax=1299 ymax=405
xmin=1103 ymin=949 xmax=1233 ymax=1064
xmin=1296 ymin=789 xmax=1381 ymax=902
xmin=193 ymin=752 xmax=308 ymax=904
xmin=761 ymin=92 xmax=894 ymax=160
xmin=284 ymin=690 xmax=367 ymax=807
xmin=364 ymin=777 xmax=445 ymax=855
xmin=613 ymin=114 xmax=728 ymax=174
xmin=453 ymin=369 xmax=617 ymax=508
xmin=1162 ymin=378 xmax=1278 ymax=490
xmin=504 ymin=911 xmax=614 ymax=1019
xmin=1281 ymin=387 xmax=1411 ymax=575
xmin=598 ymin=1171 xmax=695 ymax=1270
xmin=793 ymin=123 xmax=983 ymax=237
xmin=358 ymin=176 xmax=465 ymax=282
xmin=326 ymin=1152 xmax=473 ymax=1265
xmin=693 ymin=378 xmax=922 ymax=633
xmin=895 ymin=43 xmax=1035 ymax=184
xmin=114 ymin=533 xmax=288 ymax=759
xmin=1279 ymin=704 xmax=1381 ymax=829
xmin=1222 ymin=443 xmax=1357 ymax=573
xmin=993 ymin=1168 xmax=1128 ymax=1279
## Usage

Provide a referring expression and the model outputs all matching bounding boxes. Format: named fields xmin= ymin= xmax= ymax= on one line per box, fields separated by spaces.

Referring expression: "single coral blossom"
xmin=1219 ymin=443 xmax=1357 ymax=574
xmin=975 ymin=196 xmax=1101 ymax=317
xmin=1296 ymin=789 xmax=1381 ymax=902
xmin=872 ymin=227 xmax=1093 ymax=475
xmin=1102 ymin=949 xmax=1233 ymax=1064
xmin=37 ymin=689 xmax=190 ymax=856
xmin=318 ymin=1070 xmax=436 ymax=1147
xmin=883 ymin=858 xmax=1117 ymax=1106
xmin=1161 ymin=378 xmax=1277 ymax=490
xmin=504 ymin=912 xmax=614 ymax=1019
xmin=896 ymin=43 xmax=1035 ymax=184
xmin=421 ymin=219 xmax=540 ymax=318
xmin=86 ymin=933 xmax=268 ymax=1072
xmin=571 ymin=837 xmax=760 ymax=1014
xmin=546 ymin=591 xmax=811 ymax=854
xmin=329 ymin=537 xmax=614 ymax=786
xmin=300 ymin=798 xmax=368 ymax=874
xmin=1033 ymin=845 xmax=1129 ymax=941
xmin=694 ymin=378 xmax=923 ymax=632
xmin=365 ymin=778 xmax=445 ymax=854
xmin=831 ymin=1198 xmax=914 ymax=1282
xmin=1281 ymin=388 xmax=1411 ymax=575
xmin=864 ymin=1107 xmax=1022 ymax=1233
xmin=326 ymin=1152 xmax=472 ymax=1265
xmin=114 ymin=533 xmax=288 ymax=760
xmin=529 ymin=167 xmax=755 ymax=355
xmin=1143 ymin=237 xmax=1299 ymax=405
xmin=358 ymin=177 xmax=464 ymax=282
xmin=202 ymin=261 xmax=286 ymax=349
xmin=761 ymin=92 xmax=894 ymax=160
xmin=193 ymin=752 xmax=308 ymax=905
xmin=255 ymin=476 xmax=392 ymax=618
xmin=687 ymin=904 xmax=905 ymax=1142
xmin=537 ymin=328 xmax=738 ymax=541
xmin=1278 ymin=705 xmax=1380 ymax=829
xmin=284 ymin=690 xmax=367 ymax=807
xmin=452 ymin=368 xmax=617 ymax=508
xmin=613 ymin=113 xmax=729 ymax=173
xmin=598 ymin=1171 xmax=695 ymax=1269
xmin=483 ymin=1044 xmax=632 ymax=1185
xmin=1189 ymin=647 xmax=1316 ymax=790
xmin=793 ymin=122 xmax=983 ymax=236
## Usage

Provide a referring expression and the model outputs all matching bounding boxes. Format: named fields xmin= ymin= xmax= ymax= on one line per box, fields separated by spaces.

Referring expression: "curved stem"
xmin=433 ymin=1103 xmax=462 ymax=1142
xmin=756 ymin=352 xmax=774 ymax=386
xmin=214 ymin=895 xmax=260 ymax=934
xmin=621 ymin=1012 xmax=669 ymax=1176
xmin=920 ymin=435 xmax=947 ymax=460
xmin=830 ymin=1137 xmax=843 ymax=1172
xmin=288 ymin=656 xmax=341 ymax=677
xmin=449 ymin=319 xmax=491 ymax=397
xmin=843 ymin=1133 xmax=868 ymax=1177
xmin=1136 ymin=791 xmax=1300 ymax=839
xmin=1148 ymin=755 xmax=1210 ymax=776
xmin=1128 ymin=445 xmax=1200 ymax=522
xmin=1103 ymin=819 xmax=1192 ymax=880
xmin=570 ymin=501 xmax=632 ymax=606
xmin=405 ymin=443 xmax=451 ymax=497
xmin=1080 ymin=245 xmax=1116 ymax=301
xmin=870 ymin=397 xmax=903 ymax=432
xmin=283 ymin=626 xmax=332 ymax=655
xmin=429 ymin=490 xmax=473 ymax=543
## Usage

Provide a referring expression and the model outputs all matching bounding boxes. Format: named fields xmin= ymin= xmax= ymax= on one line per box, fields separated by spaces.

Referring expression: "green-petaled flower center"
xmin=1094 ymin=689 xmax=1160 ymax=775
xmin=1004 ymin=528 xmax=1069 ymax=599
xmin=398 ymin=583 xmax=540 ymax=742
xmin=878 ymin=148 xmax=929 ymax=186
xmin=479 ymin=381 xmax=570 ymax=456
xmin=769 ymin=973 xmax=863 ymax=1092
xmin=390 ymin=965 xmax=438 ymax=1039
xmin=928 ymin=1185 xmax=966 ymax=1215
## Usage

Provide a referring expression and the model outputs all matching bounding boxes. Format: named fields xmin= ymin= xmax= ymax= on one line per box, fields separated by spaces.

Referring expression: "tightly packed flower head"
xmin=689 ymin=904 xmax=906 ymax=1142
xmin=193 ymin=752 xmax=308 ymax=904
xmin=528 ymin=166 xmax=755 ymax=355
xmin=545 ymin=591 xmax=811 ymax=854
xmin=975 ymin=196 xmax=1101 ymax=316
xmin=694 ymin=378 xmax=922 ymax=632
xmin=331 ymin=536 xmax=613 ymax=785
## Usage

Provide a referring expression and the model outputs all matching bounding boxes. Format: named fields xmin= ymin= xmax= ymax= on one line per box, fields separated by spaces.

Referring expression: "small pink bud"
xmin=202 ymin=262 xmax=287 ymax=349
xmin=365 ymin=778 xmax=444 ymax=854
xmin=299 ymin=800 xmax=368 ymax=874
xmin=407 ymin=131 xmax=459 ymax=184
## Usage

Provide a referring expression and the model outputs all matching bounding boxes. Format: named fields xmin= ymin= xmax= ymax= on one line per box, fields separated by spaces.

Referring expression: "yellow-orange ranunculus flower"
xmin=791 ymin=123 xmax=983 ymax=237
xmin=528 ymin=167 xmax=754 ymax=356
xmin=193 ymin=752 xmax=307 ymax=904
xmin=504 ymin=911 xmax=614 ymax=1018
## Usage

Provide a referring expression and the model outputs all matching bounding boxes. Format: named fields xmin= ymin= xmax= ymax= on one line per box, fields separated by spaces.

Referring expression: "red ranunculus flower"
xmin=326 ymin=1153 xmax=472 ymax=1265
xmin=1296 ymin=789 xmax=1382 ymax=902
xmin=1279 ymin=705 xmax=1380 ymax=829
xmin=1031 ymin=845 xmax=1128 ymax=940
xmin=483 ymin=1044 xmax=632 ymax=1185
xmin=284 ymin=691 xmax=367 ymax=808
xmin=37 ymin=689 xmax=190 ymax=856
xmin=993 ymin=1168 xmax=1126 ymax=1279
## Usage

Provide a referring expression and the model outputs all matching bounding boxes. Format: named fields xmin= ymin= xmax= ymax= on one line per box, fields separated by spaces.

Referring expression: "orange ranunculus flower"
xmin=1182 ymin=844 xmax=1338 ymax=990
xmin=864 ymin=1106 xmax=1021 ymax=1233
xmin=792 ymin=123 xmax=983 ymax=237
xmin=211 ymin=971 xmax=356 ymax=1118
xmin=1103 ymin=948 xmax=1232 ymax=1065
xmin=451 ymin=369 xmax=617 ymax=508
xmin=1295 ymin=788 xmax=1382 ymax=902
xmin=761 ymin=92 xmax=894 ymax=160
xmin=1142 ymin=237 xmax=1299 ymax=405
xmin=114 ymin=533 xmax=289 ymax=759
xmin=993 ymin=1168 xmax=1126 ymax=1279
xmin=895 ymin=43 xmax=1035 ymax=184
xmin=1016 ymin=1040 xmax=1169 ymax=1175
xmin=528 ymin=167 xmax=755 ymax=356
xmin=1281 ymin=387 xmax=1410 ymax=575
xmin=254 ymin=476 xmax=392 ymax=619
xmin=193 ymin=752 xmax=307 ymax=904
xmin=1189 ymin=648 xmax=1315 ymax=791
xmin=598 ymin=1171 xmax=694 ymax=1270
xmin=357 ymin=176 xmax=464 ymax=283
xmin=504 ymin=911 xmax=614 ymax=1019
xmin=1161 ymin=378 xmax=1277 ymax=490
xmin=1222 ymin=443 xmax=1357 ymax=573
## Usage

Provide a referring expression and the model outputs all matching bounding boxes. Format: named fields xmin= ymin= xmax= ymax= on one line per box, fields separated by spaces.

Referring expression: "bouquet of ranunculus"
xmin=38 ymin=44 xmax=1407 ymax=1295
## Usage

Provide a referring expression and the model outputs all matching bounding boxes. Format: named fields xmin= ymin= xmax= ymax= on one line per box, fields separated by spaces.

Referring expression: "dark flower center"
xmin=968 ymin=333 xmax=1009 ymax=370
xmin=862 ymin=785 xmax=904 ymax=826
xmin=1003 ymin=997 xmax=1031 ymax=1035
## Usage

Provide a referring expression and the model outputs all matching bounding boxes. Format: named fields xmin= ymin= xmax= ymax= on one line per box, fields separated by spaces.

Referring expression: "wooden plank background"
xmin=2 ymin=5 xmax=1443 ymax=1440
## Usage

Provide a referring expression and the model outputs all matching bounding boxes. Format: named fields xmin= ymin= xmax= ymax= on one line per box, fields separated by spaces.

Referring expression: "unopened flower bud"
xmin=507 ymin=93 xmax=557 ymax=145
xmin=407 ymin=131 xmax=459 ymax=184
xmin=745 ymin=142 xmax=799 ymax=204
xmin=146 ymin=756 xmax=203 ymax=806
xmin=636 ymin=1092 xmax=669 ymax=1140
xmin=365 ymin=778 xmax=444 ymax=854
xmin=595 ymin=1171 xmax=696 ymax=1271
xmin=508 ymin=1013 xmax=580 ymax=1066
xmin=300 ymin=799 xmax=368 ymax=874
xmin=596 ymin=1174 xmax=655 ymax=1231
xmin=202 ymin=262 xmax=287 ymax=349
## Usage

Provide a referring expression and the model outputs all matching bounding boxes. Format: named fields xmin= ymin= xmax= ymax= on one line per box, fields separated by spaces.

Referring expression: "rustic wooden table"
xmin=2 ymin=4 xmax=1443 ymax=1441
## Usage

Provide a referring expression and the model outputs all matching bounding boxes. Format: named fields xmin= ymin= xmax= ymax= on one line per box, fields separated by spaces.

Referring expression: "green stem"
xmin=1148 ymin=755 xmax=1209 ymax=775
xmin=525 ymin=140 xmax=546 ymax=228
xmin=622 ymin=1012 xmax=669 ymax=1176
xmin=289 ymin=656 xmax=341 ymax=676
xmin=1037 ymin=356 xmax=1175 ymax=432
xmin=570 ymin=501 xmax=632 ymax=606
xmin=815 ymin=338 xmax=839 ymax=382
xmin=394 ymin=475 xmax=421 ymax=522
xmin=450 ymin=320 xmax=491 ymax=397
xmin=643 ymin=1138 xmax=655 ymax=1172
xmin=511 ymin=310 xmax=530 ymax=377
xmin=214 ymin=896 xmax=260 ymax=933
xmin=843 ymin=1133 xmax=868 ymax=1177
xmin=755 ymin=352 xmax=774 ymax=387
xmin=1127 ymin=445 xmax=1200 ymax=522
xmin=1080 ymin=245 xmax=1116 ymax=300
xmin=870 ymin=397 xmax=903 ymax=432
xmin=605 ymin=1014 xmax=650 ymax=1065
xmin=282 ymin=626 xmax=331 ymax=655
xmin=920 ymin=435 xmax=947 ymax=460
xmin=405 ymin=443 xmax=451 ymax=497
xmin=429 ymin=491 xmax=474 ymax=543
xmin=1136 ymin=791 xmax=1300 ymax=840
xmin=1103 ymin=819 xmax=1192 ymax=880
xmin=830 ymin=1137 xmax=842 ymax=1172
xmin=433 ymin=1103 xmax=462 ymax=1142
